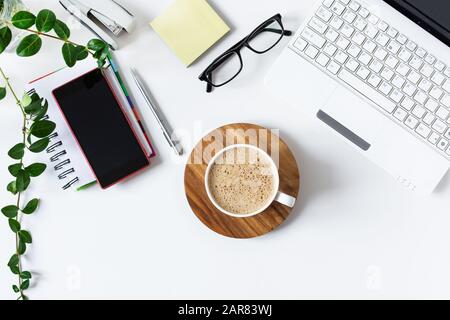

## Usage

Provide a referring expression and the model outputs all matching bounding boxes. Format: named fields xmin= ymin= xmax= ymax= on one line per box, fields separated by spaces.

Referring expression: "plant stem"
xmin=0 ymin=66 xmax=25 ymax=115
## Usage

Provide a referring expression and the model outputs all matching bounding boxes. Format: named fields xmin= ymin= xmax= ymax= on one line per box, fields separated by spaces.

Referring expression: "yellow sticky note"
xmin=150 ymin=0 xmax=230 ymax=66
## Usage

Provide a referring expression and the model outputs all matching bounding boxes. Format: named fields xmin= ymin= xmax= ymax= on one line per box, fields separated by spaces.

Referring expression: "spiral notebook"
xmin=27 ymin=59 xmax=155 ymax=190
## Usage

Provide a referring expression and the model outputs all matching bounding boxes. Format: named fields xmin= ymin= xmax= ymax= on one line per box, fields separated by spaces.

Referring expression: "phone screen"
xmin=53 ymin=68 xmax=149 ymax=188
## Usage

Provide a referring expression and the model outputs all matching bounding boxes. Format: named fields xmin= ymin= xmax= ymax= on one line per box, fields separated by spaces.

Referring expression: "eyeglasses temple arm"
xmin=263 ymin=28 xmax=293 ymax=36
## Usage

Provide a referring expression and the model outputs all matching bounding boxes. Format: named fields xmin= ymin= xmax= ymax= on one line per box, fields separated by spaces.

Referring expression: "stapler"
xmin=59 ymin=0 xmax=136 ymax=50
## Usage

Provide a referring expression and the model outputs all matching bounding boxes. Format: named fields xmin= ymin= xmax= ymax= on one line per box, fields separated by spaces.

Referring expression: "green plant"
xmin=0 ymin=8 xmax=109 ymax=300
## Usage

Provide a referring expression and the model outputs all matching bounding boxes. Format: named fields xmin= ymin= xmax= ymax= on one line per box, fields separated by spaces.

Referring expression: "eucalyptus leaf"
xmin=18 ymin=230 xmax=32 ymax=244
xmin=75 ymin=46 xmax=89 ymax=61
xmin=11 ymin=11 xmax=36 ymax=29
xmin=21 ymin=92 xmax=32 ymax=107
xmin=8 ymin=143 xmax=25 ymax=160
xmin=16 ymin=170 xmax=30 ymax=192
xmin=62 ymin=43 xmax=77 ymax=67
xmin=0 ymin=87 xmax=6 ymax=100
xmin=33 ymin=99 xmax=48 ymax=121
xmin=0 ymin=26 xmax=12 ymax=54
xmin=28 ymin=137 xmax=50 ymax=153
xmin=53 ymin=19 xmax=70 ymax=40
xmin=8 ymin=219 xmax=21 ymax=233
xmin=7 ymin=181 xmax=18 ymax=195
xmin=20 ymin=271 xmax=32 ymax=280
xmin=12 ymin=285 xmax=20 ymax=293
xmin=10 ymin=265 xmax=20 ymax=275
xmin=7 ymin=254 xmax=19 ymax=267
xmin=87 ymin=39 xmax=107 ymax=51
xmin=16 ymin=34 xmax=42 ymax=57
xmin=1 ymin=205 xmax=18 ymax=218
xmin=20 ymin=279 xmax=29 ymax=290
xmin=36 ymin=9 xmax=56 ymax=32
xmin=30 ymin=120 xmax=55 ymax=138
xmin=24 ymin=98 xmax=44 ymax=114
xmin=18 ymin=240 xmax=26 ymax=255
xmin=8 ymin=163 xmax=22 ymax=177
xmin=22 ymin=198 xmax=39 ymax=215
xmin=25 ymin=163 xmax=46 ymax=177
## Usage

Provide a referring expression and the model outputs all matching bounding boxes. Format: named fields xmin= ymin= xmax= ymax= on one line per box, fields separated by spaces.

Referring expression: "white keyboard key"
xmin=444 ymin=67 xmax=450 ymax=78
xmin=385 ymin=55 xmax=399 ymax=69
xmin=335 ymin=50 xmax=348 ymax=64
xmin=387 ymin=40 xmax=401 ymax=54
xmin=397 ymin=63 xmax=410 ymax=77
xmin=430 ymin=86 xmax=444 ymax=100
xmin=356 ymin=66 xmax=370 ymax=79
xmin=424 ymin=54 xmax=436 ymax=65
xmin=398 ymin=48 xmax=412 ymax=62
xmin=405 ymin=40 xmax=417 ymax=51
xmin=376 ymin=33 xmax=389 ymax=46
xmin=392 ymin=75 xmax=405 ymax=88
xmin=368 ymin=14 xmax=379 ymax=25
xmin=294 ymin=38 xmax=308 ymax=51
xmin=369 ymin=59 xmax=383 ymax=73
xmin=387 ymin=27 xmax=398 ymax=38
xmin=349 ymin=1 xmax=360 ymax=11
xmin=403 ymin=82 xmax=416 ymax=96
xmin=305 ymin=45 xmax=319 ymax=59
xmin=381 ymin=67 xmax=394 ymax=81
xmin=390 ymin=89 xmax=404 ymax=103
xmin=368 ymin=73 xmax=382 ymax=87
xmin=324 ymin=43 xmax=337 ymax=56
xmin=416 ymin=47 xmax=427 ymax=58
xmin=393 ymin=107 xmax=408 ymax=121
xmin=412 ymin=105 xmax=426 ymax=118
xmin=443 ymin=80 xmax=450 ymax=92
xmin=363 ymin=40 xmax=376 ymax=53
xmin=343 ymin=10 xmax=357 ymax=23
xmin=445 ymin=128 xmax=450 ymax=140
xmin=424 ymin=112 xmax=436 ymax=125
xmin=352 ymin=32 xmax=366 ymax=45
xmin=338 ymin=69 xmax=396 ymax=113
xmin=363 ymin=24 xmax=378 ymax=38
xmin=409 ymin=56 xmax=423 ymax=70
xmin=302 ymin=28 xmax=326 ymax=48
xmin=331 ymin=2 xmax=345 ymax=15
xmin=316 ymin=53 xmax=330 ymax=66
xmin=327 ymin=60 xmax=341 ymax=74
xmin=437 ymin=107 xmax=450 ymax=120
xmin=418 ymin=78 xmax=432 ymax=92
xmin=316 ymin=6 xmax=333 ymax=22
xmin=379 ymin=81 xmax=393 ymax=95
xmin=374 ymin=48 xmax=388 ymax=61
xmin=407 ymin=71 xmax=420 ymax=84
xmin=446 ymin=147 xmax=450 ymax=155
xmin=309 ymin=17 xmax=328 ymax=34
xmin=405 ymin=115 xmax=419 ymax=129
xmin=401 ymin=97 xmax=415 ymax=110
xmin=377 ymin=20 xmax=388 ymax=31
xmin=397 ymin=34 xmax=408 ymax=45
xmin=323 ymin=0 xmax=334 ymax=7
xmin=414 ymin=91 xmax=427 ymax=105
xmin=424 ymin=99 xmax=439 ymax=112
xmin=359 ymin=7 xmax=369 ymax=18
xmin=347 ymin=43 xmax=361 ymax=57
xmin=416 ymin=123 xmax=431 ymax=138
xmin=353 ymin=17 xmax=367 ymax=31
xmin=420 ymin=64 xmax=434 ymax=78
xmin=336 ymin=36 xmax=350 ymax=49
xmin=432 ymin=119 xmax=447 ymax=134
xmin=428 ymin=132 xmax=440 ymax=145
xmin=441 ymin=94 xmax=450 ymax=108
xmin=340 ymin=0 xmax=351 ymax=5
xmin=431 ymin=72 xmax=445 ymax=86
xmin=325 ymin=28 xmax=339 ymax=42
xmin=358 ymin=51 xmax=372 ymax=65
xmin=435 ymin=61 xmax=446 ymax=72
xmin=437 ymin=138 xmax=449 ymax=151
xmin=330 ymin=16 xmax=344 ymax=30
xmin=342 ymin=24 xmax=355 ymax=37
xmin=345 ymin=59 xmax=359 ymax=71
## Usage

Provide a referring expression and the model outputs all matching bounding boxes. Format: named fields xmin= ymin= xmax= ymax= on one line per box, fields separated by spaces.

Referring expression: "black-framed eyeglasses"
xmin=199 ymin=14 xmax=292 ymax=93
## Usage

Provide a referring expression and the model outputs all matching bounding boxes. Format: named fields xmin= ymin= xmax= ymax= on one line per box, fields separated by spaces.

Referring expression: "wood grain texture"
xmin=184 ymin=123 xmax=300 ymax=238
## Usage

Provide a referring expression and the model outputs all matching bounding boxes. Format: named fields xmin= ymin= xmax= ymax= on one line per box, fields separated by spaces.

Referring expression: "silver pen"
xmin=130 ymin=68 xmax=183 ymax=156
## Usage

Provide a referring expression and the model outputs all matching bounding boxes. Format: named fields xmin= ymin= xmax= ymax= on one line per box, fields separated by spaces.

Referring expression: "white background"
xmin=1 ymin=0 xmax=449 ymax=299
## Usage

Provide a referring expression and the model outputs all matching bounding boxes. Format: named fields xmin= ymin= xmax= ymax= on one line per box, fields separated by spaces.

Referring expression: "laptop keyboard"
xmin=289 ymin=0 xmax=450 ymax=160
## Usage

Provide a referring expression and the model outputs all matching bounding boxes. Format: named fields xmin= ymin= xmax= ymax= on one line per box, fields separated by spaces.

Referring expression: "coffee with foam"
xmin=208 ymin=146 xmax=275 ymax=215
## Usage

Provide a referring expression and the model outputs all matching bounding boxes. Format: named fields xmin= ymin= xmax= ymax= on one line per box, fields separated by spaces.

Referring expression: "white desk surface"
xmin=1 ymin=0 xmax=449 ymax=300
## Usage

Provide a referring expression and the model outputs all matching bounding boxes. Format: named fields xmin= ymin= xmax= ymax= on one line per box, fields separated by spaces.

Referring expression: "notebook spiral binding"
xmin=28 ymin=89 xmax=80 ymax=190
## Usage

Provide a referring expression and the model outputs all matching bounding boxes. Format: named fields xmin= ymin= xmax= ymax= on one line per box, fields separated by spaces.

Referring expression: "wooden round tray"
xmin=184 ymin=123 xmax=300 ymax=238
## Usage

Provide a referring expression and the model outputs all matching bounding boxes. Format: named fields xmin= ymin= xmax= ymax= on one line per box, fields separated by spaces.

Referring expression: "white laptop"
xmin=266 ymin=0 xmax=450 ymax=194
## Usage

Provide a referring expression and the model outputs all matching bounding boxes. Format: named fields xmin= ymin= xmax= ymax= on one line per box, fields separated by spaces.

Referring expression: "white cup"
xmin=204 ymin=144 xmax=296 ymax=218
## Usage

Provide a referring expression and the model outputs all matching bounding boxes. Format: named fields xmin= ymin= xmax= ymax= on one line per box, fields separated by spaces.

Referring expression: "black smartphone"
xmin=53 ymin=68 xmax=149 ymax=189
